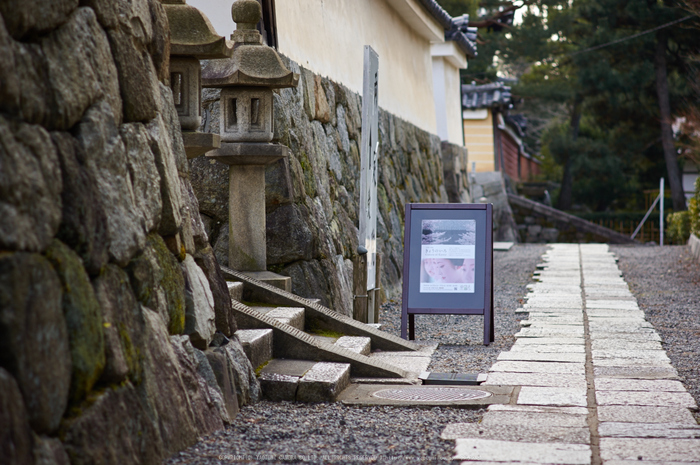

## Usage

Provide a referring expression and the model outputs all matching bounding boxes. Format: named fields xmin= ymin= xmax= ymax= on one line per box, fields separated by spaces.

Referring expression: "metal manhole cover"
xmin=372 ymin=387 xmax=492 ymax=402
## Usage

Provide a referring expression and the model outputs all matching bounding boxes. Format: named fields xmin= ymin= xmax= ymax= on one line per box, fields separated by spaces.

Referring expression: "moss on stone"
xmin=148 ymin=234 xmax=186 ymax=335
xmin=45 ymin=239 xmax=106 ymax=406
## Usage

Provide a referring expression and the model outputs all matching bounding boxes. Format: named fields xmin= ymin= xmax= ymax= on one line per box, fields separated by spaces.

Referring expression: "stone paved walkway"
xmin=442 ymin=244 xmax=700 ymax=464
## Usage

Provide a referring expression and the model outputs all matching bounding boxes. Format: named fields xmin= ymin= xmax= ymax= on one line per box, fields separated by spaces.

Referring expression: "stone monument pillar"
xmin=162 ymin=0 xmax=233 ymax=158
xmin=202 ymin=0 xmax=299 ymax=290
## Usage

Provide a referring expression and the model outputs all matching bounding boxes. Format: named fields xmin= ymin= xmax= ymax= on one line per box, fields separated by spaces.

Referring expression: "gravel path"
xmin=166 ymin=244 xmax=546 ymax=465
xmin=611 ymin=244 xmax=700 ymax=422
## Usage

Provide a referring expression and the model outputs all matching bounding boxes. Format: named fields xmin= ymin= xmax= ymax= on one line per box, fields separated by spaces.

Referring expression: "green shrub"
xmin=690 ymin=177 xmax=700 ymax=237
xmin=667 ymin=211 xmax=691 ymax=244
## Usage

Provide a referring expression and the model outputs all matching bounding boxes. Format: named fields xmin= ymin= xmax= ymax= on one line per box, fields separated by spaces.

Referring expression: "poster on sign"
xmin=420 ymin=219 xmax=476 ymax=294
xmin=401 ymin=203 xmax=494 ymax=345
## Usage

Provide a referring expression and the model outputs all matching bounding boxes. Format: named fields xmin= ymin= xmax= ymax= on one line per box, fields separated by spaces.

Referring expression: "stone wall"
xmin=0 ymin=2 xmax=258 ymax=464
xmin=191 ymin=56 xmax=471 ymax=315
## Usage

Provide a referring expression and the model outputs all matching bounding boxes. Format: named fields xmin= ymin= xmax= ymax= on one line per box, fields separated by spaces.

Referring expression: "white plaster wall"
xmin=189 ymin=0 xmax=440 ymax=135
xmin=444 ymin=60 xmax=464 ymax=145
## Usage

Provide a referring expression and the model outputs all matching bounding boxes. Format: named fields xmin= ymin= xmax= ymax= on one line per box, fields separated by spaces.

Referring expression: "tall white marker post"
xmin=359 ymin=46 xmax=379 ymax=323
xmin=660 ymin=177 xmax=665 ymax=246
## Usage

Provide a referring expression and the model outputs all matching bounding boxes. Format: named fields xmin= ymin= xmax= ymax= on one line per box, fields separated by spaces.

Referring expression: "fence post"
xmin=660 ymin=178 xmax=665 ymax=246
xmin=353 ymin=252 xmax=368 ymax=322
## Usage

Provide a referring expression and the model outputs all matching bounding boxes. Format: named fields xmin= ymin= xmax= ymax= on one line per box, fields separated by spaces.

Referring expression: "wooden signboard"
xmin=401 ymin=203 xmax=494 ymax=345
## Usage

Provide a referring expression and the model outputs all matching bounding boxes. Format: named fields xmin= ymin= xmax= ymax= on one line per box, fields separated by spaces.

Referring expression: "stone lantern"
xmin=202 ymin=0 xmax=299 ymax=288
xmin=162 ymin=0 xmax=233 ymax=158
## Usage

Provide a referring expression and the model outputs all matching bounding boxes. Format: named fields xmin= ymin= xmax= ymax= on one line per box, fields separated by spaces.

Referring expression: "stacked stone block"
xmin=0 ymin=2 xmax=258 ymax=464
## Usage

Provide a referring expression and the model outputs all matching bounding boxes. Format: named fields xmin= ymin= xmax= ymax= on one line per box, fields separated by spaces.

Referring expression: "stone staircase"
xmin=220 ymin=266 xmax=432 ymax=402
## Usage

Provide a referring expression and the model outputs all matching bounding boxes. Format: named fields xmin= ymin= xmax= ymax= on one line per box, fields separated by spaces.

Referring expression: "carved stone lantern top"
xmin=162 ymin=0 xmax=233 ymax=59
xmin=201 ymin=0 xmax=299 ymax=88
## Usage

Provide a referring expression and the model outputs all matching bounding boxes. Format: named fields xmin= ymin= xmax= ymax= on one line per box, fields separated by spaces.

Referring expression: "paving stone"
xmin=509 ymin=344 xmax=586 ymax=353
xmin=597 ymin=406 xmax=698 ymax=424
xmin=594 ymin=365 xmax=679 ymax=379
xmin=497 ymin=351 xmax=585 ymax=363
xmin=515 ymin=327 xmax=584 ymax=338
xmin=592 ymin=350 xmax=670 ymax=362
xmin=599 ymin=438 xmax=700 ymax=462
xmin=441 ymin=423 xmax=590 ymax=443
xmin=296 ymin=362 xmax=350 ymax=402
xmin=594 ymin=378 xmax=686 ymax=392
xmin=334 ymin=336 xmax=371 ymax=356
xmin=596 ymin=390 xmax=697 ymax=409
xmin=265 ymin=307 xmax=304 ymax=330
xmin=588 ymin=318 xmax=651 ymax=327
xmin=591 ymin=340 xmax=663 ymax=351
xmin=587 ymin=311 xmax=647 ymax=319
xmin=235 ymin=329 xmax=273 ymax=370
xmin=593 ymin=358 xmax=674 ymax=368
xmin=523 ymin=301 xmax=582 ymax=309
xmin=513 ymin=337 xmax=585 ymax=346
xmin=526 ymin=315 xmax=584 ymax=323
xmin=517 ymin=386 xmax=588 ymax=407
xmin=598 ymin=422 xmax=700 ymax=439
xmin=490 ymin=361 xmax=585 ymax=374
xmin=590 ymin=332 xmax=662 ymax=342
xmin=586 ymin=301 xmax=639 ymax=310
xmin=517 ymin=307 xmax=583 ymax=314
xmin=482 ymin=372 xmax=587 ymax=389
xmin=454 ymin=438 xmax=591 ymax=463
xmin=526 ymin=285 xmax=582 ymax=293
xmin=488 ymin=404 xmax=589 ymax=415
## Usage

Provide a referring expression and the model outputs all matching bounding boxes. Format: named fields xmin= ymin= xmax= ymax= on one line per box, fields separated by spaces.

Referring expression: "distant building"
xmin=189 ymin=0 xmax=476 ymax=145
xmin=461 ymin=82 xmax=540 ymax=181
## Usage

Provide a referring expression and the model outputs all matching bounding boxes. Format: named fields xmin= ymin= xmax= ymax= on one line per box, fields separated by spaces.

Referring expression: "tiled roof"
xmin=461 ymin=82 xmax=512 ymax=109
xmin=417 ymin=0 xmax=478 ymax=58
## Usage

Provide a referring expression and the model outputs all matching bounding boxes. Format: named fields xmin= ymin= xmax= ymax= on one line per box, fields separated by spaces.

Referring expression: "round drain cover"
xmin=372 ymin=387 xmax=492 ymax=402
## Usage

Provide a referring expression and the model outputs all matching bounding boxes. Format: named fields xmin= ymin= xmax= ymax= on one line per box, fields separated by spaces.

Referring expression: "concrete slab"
xmin=235 ymin=328 xmax=273 ymax=369
xmin=441 ymin=423 xmax=590 ymax=444
xmin=597 ymin=406 xmax=698 ymax=424
xmin=490 ymin=361 xmax=585 ymax=375
xmin=453 ymin=438 xmax=591 ymax=464
xmin=517 ymin=386 xmax=588 ymax=407
xmin=587 ymin=311 xmax=647 ymax=319
xmin=482 ymin=372 xmax=587 ymax=389
xmin=598 ymin=422 xmax=700 ymax=439
xmin=334 ymin=336 xmax=371 ymax=356
xmin=596 ymin=390 xmax=697 ymax=409
xmin=599 ymin=438 xmax=700 ymax=462
xmin=595 ymin=378 xmax=686 ymax=392
xmin=517 ymin=307 xmax=583 ymax=314
xmin=368 ymin=352 xmax=432 ymax=376
xmin=497 ymin=351 xmax=585 ymax=363
xmin=594 ymin=365 xmax=679 ymax=379
xmin=296 ymin=362 xmax=350 ymax=402
xmin=337 ymin=384 xmax=515 ymax=407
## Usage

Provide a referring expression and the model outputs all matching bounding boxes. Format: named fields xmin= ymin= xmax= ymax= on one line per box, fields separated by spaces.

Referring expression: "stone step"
xmin=235 ymin=329 xmax=273 ymax=370
xmin=334 ymin=336 xmax=371 ymax=356
xmin=226 ymin=281 xmax=244 ymax=302
xmin=258 ymin=359 xmax=351 ymax=402
xmin=245 ymin=305 xmax=305 ymax=331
